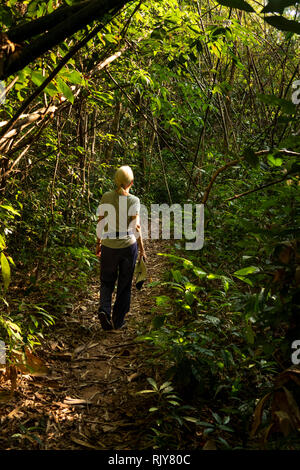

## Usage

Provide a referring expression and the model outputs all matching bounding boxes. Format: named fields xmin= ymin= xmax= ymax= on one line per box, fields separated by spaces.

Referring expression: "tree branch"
xmin=7 ymin=2 xmax=89 ymax=43
xmin=202 ymin=159 xmax=239 ymax=204
xmin=225 ymin=174 xmax=290 ymax=201
xmin=0 ymin=16 xmax=119 ymax=142
xmin=201 ymin=148 xmax=299 ymax=204
xmin=1 ymin=0 xmax=129 ymax=80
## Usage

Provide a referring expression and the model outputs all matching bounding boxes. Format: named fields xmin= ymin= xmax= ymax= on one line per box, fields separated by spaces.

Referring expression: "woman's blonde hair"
xmin=115 ymin=166 xmax=134 ymax=195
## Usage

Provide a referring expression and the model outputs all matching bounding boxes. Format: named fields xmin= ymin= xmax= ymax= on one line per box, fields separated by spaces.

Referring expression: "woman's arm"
xmin=131 ymin=214 xmax=146 ymax=260
xmin=96 ymin=215 xmax=105 ymax=257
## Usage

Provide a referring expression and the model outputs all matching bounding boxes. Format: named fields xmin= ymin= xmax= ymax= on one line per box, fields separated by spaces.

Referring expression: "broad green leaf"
xmin=212 ymin=412 xmax=222 ymax=424
xmin=157 ymin=253 xmax=193 ymax=267
xmin=196 ymin=420 xmax=214 ymax=427
xmin=234 ymin=266 xmax=260 ymax=276
xmin=183 ymin=416 xmax=199 ymax=423
xmin=44 ymin=82 xmax=58 ymax=98
xmin=168 ymin=400 xmax=180 ymax=406
xmin=267 ymin=155 xmax=283 ymax=166
xmin=219 ymin=424 xmax=234 ymax=432
xmin=155 ymin=295 xmax=170 ymax=306
xmin=233 ymin=266 xmax=259 ymax=286
xmin=210 ymin=26 xmax=232 ymax=40
xmin=207 ymin=273 xmax=220 ymax=279
xmin=31 ymin=71 xmax=45 ymax=87
xmin=1 ymin=252 xmax=11 ymax=290
xmin=66 ymin=70 xmax=83 ymax=85
xmin=171 ymin=269 xmax=183 ymax=283
xmin=147 ymin=377 xmax=158 ymax=390
xmin=57 ymin=78 xmax=74 ymax=104
xmin=264 ymin=16 xmax=300 ymax=34
xmin=216 ymin=0 xmax=254 ymax=12
xmin=193 ymin=267 xmax=207 ymax=278
xmin=159 ymin=381 xmax=172 ymax=391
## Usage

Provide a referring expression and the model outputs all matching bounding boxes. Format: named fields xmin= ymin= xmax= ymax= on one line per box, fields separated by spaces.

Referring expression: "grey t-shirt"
xmin=96 ymin=190 xmax=140 ymax=248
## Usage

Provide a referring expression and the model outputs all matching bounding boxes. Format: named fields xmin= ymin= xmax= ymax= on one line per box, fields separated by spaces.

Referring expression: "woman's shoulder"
xmin=101 ymin=190 xmax=115 ymax=201
xmin=128 ymin=193 xmax=140 ymax=202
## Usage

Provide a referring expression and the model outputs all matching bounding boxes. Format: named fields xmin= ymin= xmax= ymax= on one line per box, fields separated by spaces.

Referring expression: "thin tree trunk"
xmin=105 ymin=100 xmax=122 ymax=162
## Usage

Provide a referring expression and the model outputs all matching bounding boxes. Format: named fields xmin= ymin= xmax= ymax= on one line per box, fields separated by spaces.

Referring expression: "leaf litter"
xmin=0 ymin=239 xmax=172 ymax=450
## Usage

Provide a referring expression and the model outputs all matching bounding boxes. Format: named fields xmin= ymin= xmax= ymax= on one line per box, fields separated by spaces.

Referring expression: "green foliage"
xmin=137 ymin=377 xmax=196 ymax=448
xmin=138 ymin=155 xmax=298 ymax=447
xmin=0 ymin=0 xmax=299 ymax=450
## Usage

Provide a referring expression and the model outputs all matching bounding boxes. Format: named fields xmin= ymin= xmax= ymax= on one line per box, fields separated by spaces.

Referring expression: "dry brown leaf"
xmin=282 ymin=386 xmax=300 ymax=424
xmin=64 ymin=397 xmax=92 ymax=406
xmin=51 ymin=352 xmax=72 ymax=361
xmin=275 ymin=367 xmax=300 ymax=388
xmin=23 ymin=350 xmax=49 ymax=376
xmin=49 ymin=341 xmax=60 ymax=351
xmin=250 ymin=392 xmax=272 ymax=438
xmin=102 ymin=424 xmax=118 ymax=433
xmin=9 ymin=349 xmax=49 ymax=376
xmin=70 ymin=435 xmax=102 ymax=450
xmin=0 ymin=390 xmax=12 ymax=403
xmin=7 ymin=406 xmax=24 ymax=419
xmin=127 ymin=372 xmax=139 ymax=382
xmin=272 ymin=387 xmax=299 ymax=422
xmin=73 ymin=345 xmax=86 ymax=356
xmin=264 ymin=422 xmax=275 ymax=443
xmin=274 ymin=410 xmax=293 ymax=437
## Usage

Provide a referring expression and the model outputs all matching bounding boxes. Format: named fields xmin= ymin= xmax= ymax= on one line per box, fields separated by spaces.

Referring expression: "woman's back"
xmin=96 ymin=190 xmax=140 ymax=249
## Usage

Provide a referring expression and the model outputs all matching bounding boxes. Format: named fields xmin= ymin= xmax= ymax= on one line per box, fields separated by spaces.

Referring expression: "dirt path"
xmin=0 ymin=239 xmax=171 ymax=450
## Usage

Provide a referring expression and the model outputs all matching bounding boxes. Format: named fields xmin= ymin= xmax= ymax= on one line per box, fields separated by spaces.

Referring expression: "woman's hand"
xmin=139 ymin=248 xmax=147 ymax=261
xmin=96 ymin=241 xmax=101 ymax=257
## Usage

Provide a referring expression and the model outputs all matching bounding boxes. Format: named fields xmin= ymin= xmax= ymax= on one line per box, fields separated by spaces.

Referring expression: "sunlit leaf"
xmin=57 ymin=78 xmax=74 ymax=104
xmin=1 ymin=252 xmax=11 ymax=290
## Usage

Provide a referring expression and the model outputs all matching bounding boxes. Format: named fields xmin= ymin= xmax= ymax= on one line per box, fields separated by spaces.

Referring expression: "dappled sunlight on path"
xmin=0 ymin=239 xmax=171 ymax=450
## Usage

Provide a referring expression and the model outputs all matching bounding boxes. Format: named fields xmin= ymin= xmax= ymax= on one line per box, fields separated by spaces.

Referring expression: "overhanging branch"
xmin=1 ymin=0 xmax=130 ymax=80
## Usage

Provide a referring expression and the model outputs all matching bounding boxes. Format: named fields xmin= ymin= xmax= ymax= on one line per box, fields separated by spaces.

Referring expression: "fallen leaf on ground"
xmin=64 ymin=397 xmax=92 ymax=406
xmin=127 ymin=372 xmax=139 ymax=382
xmin=70 ymin=435 xmax=103 ymax=450
xmin=0 ymin=391 xmax=12 ymax=403
xmin=102 ymin=424 xmax=118 ymax=432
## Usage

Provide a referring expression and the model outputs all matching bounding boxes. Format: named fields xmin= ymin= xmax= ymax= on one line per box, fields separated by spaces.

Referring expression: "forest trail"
xmin=0 ymin=239 xmax=172 ymax=450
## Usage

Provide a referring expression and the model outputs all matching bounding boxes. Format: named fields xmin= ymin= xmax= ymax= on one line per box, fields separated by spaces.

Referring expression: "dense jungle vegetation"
xmin=0 ymin=0 xmax=299 ymax=451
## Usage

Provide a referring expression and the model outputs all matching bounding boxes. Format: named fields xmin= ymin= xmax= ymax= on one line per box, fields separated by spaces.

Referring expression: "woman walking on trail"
xmin=96 ymin=166 xmax=146 ymax=330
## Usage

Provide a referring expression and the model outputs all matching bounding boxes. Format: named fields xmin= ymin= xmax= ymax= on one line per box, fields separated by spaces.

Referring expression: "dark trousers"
xmin=99 ymin=242 xmax=138 ymax=328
